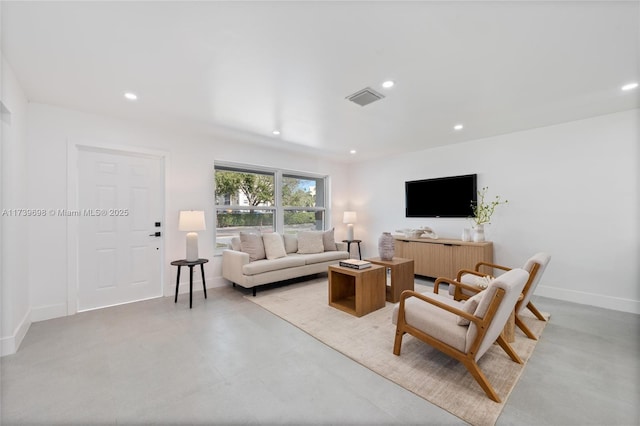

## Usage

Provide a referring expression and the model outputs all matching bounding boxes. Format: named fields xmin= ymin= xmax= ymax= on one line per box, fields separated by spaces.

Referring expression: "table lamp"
xmin=179 ymin=210 xmax=206 ymax=261
xmin=343 ymin=211 xmax=357 ymax=241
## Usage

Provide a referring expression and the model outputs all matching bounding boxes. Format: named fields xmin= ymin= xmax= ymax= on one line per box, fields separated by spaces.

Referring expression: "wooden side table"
xmin=171 ymin=258 xmax=209 ymax=308
xmin=328 ymin=264 xmax=385 ymax=317
xmin=342 ymin=239 xmax=362 ymax=259
xmin=366 ymin=257 xmax=415 ymax=303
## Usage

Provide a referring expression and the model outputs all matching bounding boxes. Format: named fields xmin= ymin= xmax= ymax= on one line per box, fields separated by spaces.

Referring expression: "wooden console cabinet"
xmin=394 ymin=237 xmax=493 ymax=280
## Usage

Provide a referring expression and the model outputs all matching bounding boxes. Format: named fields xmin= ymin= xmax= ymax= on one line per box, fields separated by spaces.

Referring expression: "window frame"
xmin=214 ymin=161 xmax=330 ymax=254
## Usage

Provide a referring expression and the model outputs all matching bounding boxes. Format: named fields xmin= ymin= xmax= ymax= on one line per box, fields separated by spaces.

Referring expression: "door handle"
xmin=149 ymin=232 xmax=161 ymax=237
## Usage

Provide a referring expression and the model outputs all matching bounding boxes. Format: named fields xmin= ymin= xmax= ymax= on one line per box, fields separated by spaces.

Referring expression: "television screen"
xmin=405 ymin=174 xmax=477 ymax=218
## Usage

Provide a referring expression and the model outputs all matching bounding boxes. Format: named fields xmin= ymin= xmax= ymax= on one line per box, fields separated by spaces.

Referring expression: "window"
xmin=214 ymin=163 xmax=328 ymax=253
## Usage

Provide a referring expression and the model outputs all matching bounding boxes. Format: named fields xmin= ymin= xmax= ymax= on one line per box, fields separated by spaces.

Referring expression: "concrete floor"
xmin=1 ymin=278 xmax=639 ymax=425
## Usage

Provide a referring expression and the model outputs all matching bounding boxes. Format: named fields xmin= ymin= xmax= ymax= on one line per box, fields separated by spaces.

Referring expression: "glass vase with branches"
xmin=471 ymin=187 xmax=508 ymax=226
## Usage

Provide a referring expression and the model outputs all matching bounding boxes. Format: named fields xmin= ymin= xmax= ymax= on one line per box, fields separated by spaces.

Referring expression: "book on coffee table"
xmin=339 ymin=259 xmax=372 ymax=270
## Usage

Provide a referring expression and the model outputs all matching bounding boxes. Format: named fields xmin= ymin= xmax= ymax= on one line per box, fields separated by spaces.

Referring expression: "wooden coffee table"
xmin=328 ymin=264 xmax=386 ymax=317
xmin=365 ymin=257 xmax=414 ymax=303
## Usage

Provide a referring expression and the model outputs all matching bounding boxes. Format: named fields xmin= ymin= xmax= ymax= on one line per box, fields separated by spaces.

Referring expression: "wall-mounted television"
xmin=405 ymin=174 xmax=477 ymax=218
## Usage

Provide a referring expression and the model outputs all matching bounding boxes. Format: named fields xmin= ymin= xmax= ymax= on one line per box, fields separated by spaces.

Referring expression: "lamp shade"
xmin=178 ymin=210 xmax=206 ymax=231
xmin=343 ymin=211 xmax=357 ymax=224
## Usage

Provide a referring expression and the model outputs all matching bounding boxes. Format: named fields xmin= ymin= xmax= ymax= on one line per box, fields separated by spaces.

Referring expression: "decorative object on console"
xmin=473 ymin=224 xmax=485 ymax=242
xmin=178 ymin=210 xmax=206 ymax=261
xmin=343 ymin=211 xmax=357 ymax=240
xmin=461 ymin=228 xmax=472 ymax=242
xmin=471 ymin=186 xmax=508 ymax=242
xmin=398 ymin=227 xmax=438 ymax=239
xmin=378 ymin=232 xmax=395 ymax=260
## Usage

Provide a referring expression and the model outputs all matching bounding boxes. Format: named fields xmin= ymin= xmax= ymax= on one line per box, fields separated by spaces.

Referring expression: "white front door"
xmin=77 ymin=148 xmax=163 ymax=311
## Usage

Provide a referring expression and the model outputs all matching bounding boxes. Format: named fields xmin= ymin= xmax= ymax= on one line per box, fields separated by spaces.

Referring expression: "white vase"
xmin=473 ymin=224 xmax=485 ymax=242
xmin=461 ymin=228 xmax=471 ymax=242
xmin=378 ymin=232 xmax=395 ymax=260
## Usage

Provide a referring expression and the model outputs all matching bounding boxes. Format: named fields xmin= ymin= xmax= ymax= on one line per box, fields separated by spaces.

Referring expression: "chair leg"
xmin=496 ymin=335 xmax=524 ymax=364
xmin=515 ymin=315 xmax=538 ymax=340
xmin=462 ymin=358 xmax=501 ymax=403
xmin=393 ymin=328 xmax=404 ymax=355
xmin=527 ymin=301 xmax=546 ymax=321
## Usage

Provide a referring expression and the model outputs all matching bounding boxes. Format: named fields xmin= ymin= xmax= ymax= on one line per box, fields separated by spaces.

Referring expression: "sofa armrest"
xmin=335 ymin=241 xmax=347 ymax=251
xmin=222 ymin=249 xmax=250 ymax=284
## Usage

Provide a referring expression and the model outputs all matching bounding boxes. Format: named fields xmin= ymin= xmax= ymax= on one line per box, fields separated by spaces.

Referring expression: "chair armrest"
xmin=475 ymin=261 xmax=511 ymax=272
xmin=398 ymin=290 xmax=481 ymax=326
xmin=222 ymin=249 xmax=250 ymax=284
xmin=434 ymin=276 xmax=483 ymax=296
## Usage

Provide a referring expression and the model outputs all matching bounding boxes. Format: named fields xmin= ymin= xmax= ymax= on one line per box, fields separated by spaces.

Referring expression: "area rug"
xmin=246 ymin=278 xmax=549 ymax=426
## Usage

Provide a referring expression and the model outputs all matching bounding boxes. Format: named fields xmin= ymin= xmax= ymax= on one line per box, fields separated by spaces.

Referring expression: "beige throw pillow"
xmin=262 ymin=233 xmax=287 ymax=260
xmin=283 ymin=233 xmax=298 ymax=254
xmin=239 ymin=232 xmax=266 ymax=262
xmin=322 ymin=228 xmax=337 ymax=251
xmin=297 ymin=231 xmax=325 ymax=254
xmin=457 ymin=290 xmax=484 ymax=326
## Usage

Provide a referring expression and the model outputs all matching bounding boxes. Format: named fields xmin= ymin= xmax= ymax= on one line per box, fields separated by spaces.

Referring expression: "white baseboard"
xmin=30 ymin=303 xmax=68 ymax=322
xmin=536 ymin=285 xmax=640 ymax=314
xmin=1 ymin=308 xmax=32 ymax=357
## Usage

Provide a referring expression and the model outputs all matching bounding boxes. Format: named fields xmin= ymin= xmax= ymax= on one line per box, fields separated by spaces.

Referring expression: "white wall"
xmin=18 ymin=100 xmax=640 ymax=329
xmin=350 ymin=109 xmax=639 ymax=314
xmin=1 ymin=54 xmax=31 ymax=355
xmin=25 ymin=103 xmax=350 ymax=321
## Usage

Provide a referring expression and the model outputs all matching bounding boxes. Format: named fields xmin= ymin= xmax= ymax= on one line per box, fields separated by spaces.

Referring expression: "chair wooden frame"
xmin=454 ymin=261 xmax=546 ymax=340
xmin=394 ymin=277 xmax=523 ymax=403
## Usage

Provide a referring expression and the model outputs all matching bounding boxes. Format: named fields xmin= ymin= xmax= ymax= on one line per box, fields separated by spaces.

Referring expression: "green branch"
xmin=471 ymin=187 xmax=508 ymax=225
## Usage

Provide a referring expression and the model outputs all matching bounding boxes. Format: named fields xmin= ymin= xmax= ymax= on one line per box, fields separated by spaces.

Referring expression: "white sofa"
xmin=222 ymin=230 xmax=350 ymax=296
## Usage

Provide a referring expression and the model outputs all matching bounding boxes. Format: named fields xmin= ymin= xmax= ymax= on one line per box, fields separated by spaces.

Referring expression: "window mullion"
xmin=275 ymin=170 xmax=284 ymax=233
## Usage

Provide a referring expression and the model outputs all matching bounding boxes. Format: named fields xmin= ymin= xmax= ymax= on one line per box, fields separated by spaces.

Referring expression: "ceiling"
xmin=2 ymin=1 xmax=638 ymax=162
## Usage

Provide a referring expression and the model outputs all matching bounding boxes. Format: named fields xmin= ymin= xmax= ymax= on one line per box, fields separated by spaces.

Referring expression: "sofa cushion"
xmin=263 ymin=232 xmax=287 ymax=260
xmin=283 ymin=233 xmax=298 ymax=254
xmin=240 ymin=232 xmax=266 ymax=262
xmin=298 ymin=250 xmax=350 ymax=265
xmin=242 ymin=256 xmax=306 ymax=276
xmin=297 ymin=231 xmax=324 ymax=254
xmin=322 ymin=228 xmax=337 ymax=251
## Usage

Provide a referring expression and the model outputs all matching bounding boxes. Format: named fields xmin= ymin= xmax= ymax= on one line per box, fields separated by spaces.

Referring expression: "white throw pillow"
xmin=322 ymin=228 xmax=337 ymax=251
xmin=283 ymin=233 xmax=298 ymax=254
xmin=297 ymin=231 xmax=325 ymax=254
xmin=457 ymin=290 xmax=484 ymax=326
xmin=239 ymin=232 xmax=266 ymax=262
xmin=262 ymin=233 xmax=287 ymax=260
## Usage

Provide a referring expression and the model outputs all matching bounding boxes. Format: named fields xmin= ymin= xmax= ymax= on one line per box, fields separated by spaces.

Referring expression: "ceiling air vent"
xmin=346 ymin=87 xmax=385 ymax=107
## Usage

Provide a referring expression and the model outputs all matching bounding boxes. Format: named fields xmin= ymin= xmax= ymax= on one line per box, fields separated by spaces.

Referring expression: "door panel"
xmin=78 ymin=148 xmax=163 ymax=311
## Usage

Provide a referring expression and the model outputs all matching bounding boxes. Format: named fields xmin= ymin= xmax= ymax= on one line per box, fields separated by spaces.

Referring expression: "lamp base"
xmin=186 ymin=232 xmax=199 ymax=262
xmin=346 ymin=224 xmax=354 ymax=241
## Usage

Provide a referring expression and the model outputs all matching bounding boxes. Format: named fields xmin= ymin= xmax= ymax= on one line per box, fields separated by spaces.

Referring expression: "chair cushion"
xmin=297 ymin=231 xmax=325 ymax=254
xmin=457 ymin=290 xmax=484 ymax=326
xmin=393 ymin=292 xmax=468 ymax=352
xmin=240 ymin=232 xmax=266 ymax=262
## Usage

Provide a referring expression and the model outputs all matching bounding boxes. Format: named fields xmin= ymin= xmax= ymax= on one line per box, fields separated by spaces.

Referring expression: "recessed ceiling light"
xmin=453 ymin=124 xmax=464 ymax=131
xmin=350 ymin=149 xmax=357 ymax=154
xmin=124 ymin=92 xmax=138 ymax=101
xmin=382 ymin=80 xmax=395 ymax=89
xmin=272 ymin=130 xmax=281 ymax=135
xmin=621 ymin=82 xmax=638 ymax=91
